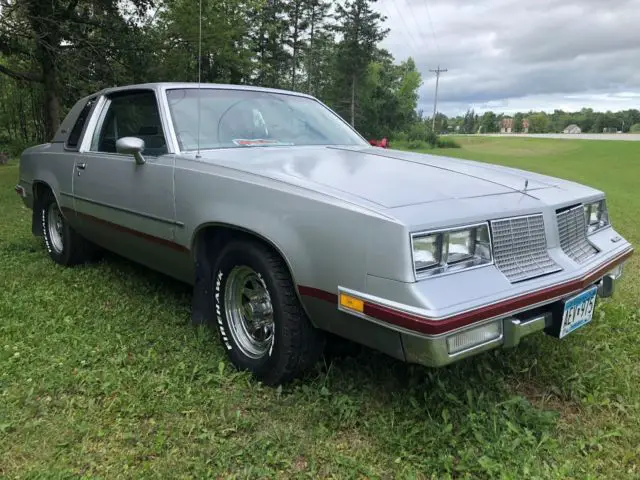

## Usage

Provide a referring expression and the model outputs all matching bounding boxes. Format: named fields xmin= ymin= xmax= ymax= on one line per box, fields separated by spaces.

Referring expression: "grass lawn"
xmin=1 ymin=137 xmax=639 ymax=478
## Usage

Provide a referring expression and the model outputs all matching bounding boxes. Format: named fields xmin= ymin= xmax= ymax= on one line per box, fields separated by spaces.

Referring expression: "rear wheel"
xmin=40 ymin=190 xmax=97 ymax=265
xmin=212 ymin=239 xmax=325 ymax=385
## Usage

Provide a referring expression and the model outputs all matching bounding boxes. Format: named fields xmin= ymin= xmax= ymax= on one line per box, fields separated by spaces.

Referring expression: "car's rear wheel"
xmin=40 ymin=189 xmax=98 ymax=265
xmin=212 ymin=239 xmax=325 ymax=385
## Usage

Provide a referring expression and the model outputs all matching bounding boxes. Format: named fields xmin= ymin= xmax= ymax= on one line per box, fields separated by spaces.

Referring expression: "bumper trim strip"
xmin=300 ymin=247 xmax=633 ymax=335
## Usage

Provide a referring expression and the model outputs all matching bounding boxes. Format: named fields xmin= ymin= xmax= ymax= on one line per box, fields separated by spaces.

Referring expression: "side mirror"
xmin=116 ymin=137 xmax=146 ymax=165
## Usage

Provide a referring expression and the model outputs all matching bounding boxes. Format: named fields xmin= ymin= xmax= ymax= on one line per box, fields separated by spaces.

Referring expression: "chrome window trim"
xmin=81 ymin=88 xmax=175 ymax=156
xmin=410 ymin=221 xmax=494 ymax=281
xmin=86 ymin=96 xmax=112 ymax=153
xmin=158 ymin=85 xmax=181 ymax=154
xmin=78 ymin=95 xmax=107 ymax=153
xmin=64 ymin=96 xmax=100 ymax=152
xmin=161 ymin=85 xmax=369 ymax=154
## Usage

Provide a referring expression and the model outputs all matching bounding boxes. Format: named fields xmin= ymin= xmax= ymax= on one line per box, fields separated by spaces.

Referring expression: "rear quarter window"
xmin=66 ymin=98 xmax=96 ymax=149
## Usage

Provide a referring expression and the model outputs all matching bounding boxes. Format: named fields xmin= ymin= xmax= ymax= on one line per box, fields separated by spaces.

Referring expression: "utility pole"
xmin=430 ymin=66 xmax=447 ymax=132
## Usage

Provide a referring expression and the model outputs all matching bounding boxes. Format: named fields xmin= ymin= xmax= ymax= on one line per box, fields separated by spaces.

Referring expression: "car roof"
xmin=93 ymin=82 xmax=316 ymax=100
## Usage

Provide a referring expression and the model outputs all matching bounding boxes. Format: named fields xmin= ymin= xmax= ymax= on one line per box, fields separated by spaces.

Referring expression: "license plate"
xmin=559 ymin=286 xmax=597 ymax=339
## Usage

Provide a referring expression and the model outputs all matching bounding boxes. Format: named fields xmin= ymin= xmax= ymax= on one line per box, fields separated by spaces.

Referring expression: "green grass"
xmin=1 ymin=138 xmax=639 ymax=478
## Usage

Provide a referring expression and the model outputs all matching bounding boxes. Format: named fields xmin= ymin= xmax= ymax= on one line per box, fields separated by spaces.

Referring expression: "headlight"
xmin=584 ymin=199 xmax=609 ymax=234
xmin=411 ymin=223 xmax=492 ymax=278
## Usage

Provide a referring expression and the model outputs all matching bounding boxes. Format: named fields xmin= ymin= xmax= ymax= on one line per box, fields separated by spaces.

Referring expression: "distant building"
xmin=500 ymin=117 xmax=513 ymax=133
xmin=500 ymin=117 xmax=529 ymax=133
xmin=563 ymin=124 xmax=582 ymax=134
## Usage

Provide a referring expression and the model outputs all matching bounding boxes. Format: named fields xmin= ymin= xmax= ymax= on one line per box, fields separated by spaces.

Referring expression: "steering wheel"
xmin=217 ymin=99 xmax=269 ymax=144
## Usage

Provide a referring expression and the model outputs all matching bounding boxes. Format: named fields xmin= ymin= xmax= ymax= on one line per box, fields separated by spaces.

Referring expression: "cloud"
xmin=376 ymin=0 xmax=640 ymax=115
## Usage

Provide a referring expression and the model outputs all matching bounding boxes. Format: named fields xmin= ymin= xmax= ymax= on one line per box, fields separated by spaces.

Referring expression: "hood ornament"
xmin=524 ymin=179 xmax=529 ymax=192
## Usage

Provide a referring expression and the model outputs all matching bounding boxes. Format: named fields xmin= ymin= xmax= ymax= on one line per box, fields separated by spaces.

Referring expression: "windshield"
xmin=166 ymin=88 xmax=366 ymax=151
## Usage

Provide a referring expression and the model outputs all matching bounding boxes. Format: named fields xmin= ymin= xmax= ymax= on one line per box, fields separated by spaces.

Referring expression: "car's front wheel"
xmin=212 ymin=239 xmax=324 ymax=385
xmin=40 ymin=190 xmax=97 ymax=265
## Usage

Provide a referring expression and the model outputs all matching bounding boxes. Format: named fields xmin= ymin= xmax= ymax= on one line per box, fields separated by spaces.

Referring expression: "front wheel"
xmin=212 ymin=240 xmax=324 ymax=385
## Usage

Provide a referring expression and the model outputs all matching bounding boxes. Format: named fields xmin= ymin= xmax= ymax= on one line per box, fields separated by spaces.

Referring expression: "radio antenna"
xmin=196 ymin=0 xmax=202 ymax=158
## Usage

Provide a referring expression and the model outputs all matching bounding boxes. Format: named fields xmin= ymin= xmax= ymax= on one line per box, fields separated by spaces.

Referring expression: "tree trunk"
xmin=291 ymin=2 xmax=299 ymax=90
xmin=40 ymin=46 xmax=61 ymax=141
xmin=350 ymin=74 xmax=356 ymax=127
xmin=307 ymin=4 xmax=315 ymax=94
xmin=28 ymin=0 xmax=61 ymax=141
xmin=18 ymin=89 xmax=28 ymax=141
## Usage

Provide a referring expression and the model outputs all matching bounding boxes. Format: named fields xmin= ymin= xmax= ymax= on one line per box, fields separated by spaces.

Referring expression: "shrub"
xmin=407 ymin=140 xmax=427 ymax=150
xmin=436 ymin=137 xmax=461 ymax=149
xmin=630 ymin=123 xmax=640 ymax=133
xmin=2 ymin=139 xmax=35 ymax=158
xmin=425 ymin=130 xmax=438 ymax=148
xmin=391 ymin=131 xmax=408 ymax=143
xmin=407 ymin=123 xmax=430 ymax=142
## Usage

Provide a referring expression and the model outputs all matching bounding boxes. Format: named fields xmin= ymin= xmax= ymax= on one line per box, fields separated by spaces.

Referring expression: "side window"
xmin=90 ymin=91 xmax=167 ymax=156
xmin=66 ymin=98 xmax=95 ymax=149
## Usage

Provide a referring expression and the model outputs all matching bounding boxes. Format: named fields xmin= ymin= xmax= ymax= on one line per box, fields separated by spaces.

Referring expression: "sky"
xmin=375 ymin=0 xmax=640 ymax=117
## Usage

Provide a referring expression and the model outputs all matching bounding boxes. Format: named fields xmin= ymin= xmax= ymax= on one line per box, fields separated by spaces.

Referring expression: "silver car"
xmin=16 ymin=82 xmax=634 ymax=385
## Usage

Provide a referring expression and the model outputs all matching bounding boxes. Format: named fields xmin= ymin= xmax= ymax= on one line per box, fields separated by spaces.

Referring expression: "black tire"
xmin=212 ymin=239 xmax=325 ymax=385
xmin=40 ymin=189 xmax=97 ymax=266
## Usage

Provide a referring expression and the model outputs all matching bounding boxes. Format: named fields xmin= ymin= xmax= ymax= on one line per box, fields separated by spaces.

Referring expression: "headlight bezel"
xmin=583 ymin=199 xmax=610 ymax=235
xmin=410 ymin=222 xmax=494 ymax=280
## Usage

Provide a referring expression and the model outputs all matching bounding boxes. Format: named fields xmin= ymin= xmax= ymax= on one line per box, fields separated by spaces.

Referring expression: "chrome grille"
xmin=556 ymin=205 xmax=598 ymax=263
xmin=491 ymin=214 xmax=561 ymax=282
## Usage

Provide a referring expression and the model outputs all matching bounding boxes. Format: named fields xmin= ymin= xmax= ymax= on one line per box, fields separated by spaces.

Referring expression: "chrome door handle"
xmin=76 ymin=162 xmax=86 ymax=170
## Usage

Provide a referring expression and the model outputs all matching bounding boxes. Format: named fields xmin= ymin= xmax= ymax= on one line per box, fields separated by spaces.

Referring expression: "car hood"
xmin=199 ymin=145 xmax=562 ymax=208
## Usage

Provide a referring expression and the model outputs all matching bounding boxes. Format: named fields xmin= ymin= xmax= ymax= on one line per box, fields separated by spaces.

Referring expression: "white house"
xmin=563 ymin=124 xmax=582 ymax=134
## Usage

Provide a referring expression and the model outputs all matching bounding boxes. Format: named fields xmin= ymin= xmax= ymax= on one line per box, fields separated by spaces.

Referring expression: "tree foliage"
xmin=0 ymin=0 xmax=419 ymax=149
xmin=444 ymin=108 xmax=640 ymax=134
xmin=0 ymin=0 xmax=155 ymax=140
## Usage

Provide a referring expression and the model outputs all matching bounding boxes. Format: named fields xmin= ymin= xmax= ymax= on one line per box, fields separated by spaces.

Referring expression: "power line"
xmin=422 ymin=0 xmax=441 ymax=59
xmin=386 ymin=0 xmax=422 ymax=58
xmin=402 ymin=0 xmax=430 ymax=57
xmin=429 ymin=65 xmax=446 ymax=131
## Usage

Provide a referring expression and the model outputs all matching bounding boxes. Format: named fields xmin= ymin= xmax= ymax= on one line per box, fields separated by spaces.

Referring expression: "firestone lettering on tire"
xmin=215 ymin=269 xmax=232 ymax=350
xmin=42 ymin=207 xmax=53 ymax=254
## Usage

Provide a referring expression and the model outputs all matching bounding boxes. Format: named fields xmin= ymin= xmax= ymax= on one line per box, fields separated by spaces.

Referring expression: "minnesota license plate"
xmin=559 ymin=286 xmax=598 ymax=339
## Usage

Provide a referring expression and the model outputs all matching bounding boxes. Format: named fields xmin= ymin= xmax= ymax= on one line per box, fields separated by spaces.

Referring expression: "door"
xmin=71 ymin=89 xmax=182 ymax=274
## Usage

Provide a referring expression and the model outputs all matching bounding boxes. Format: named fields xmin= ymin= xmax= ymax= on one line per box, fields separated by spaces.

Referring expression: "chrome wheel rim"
xmin=47 ymin=203 xmax=64 ymax=253
xmin=224 ymin=266 xmax=275 ymax=359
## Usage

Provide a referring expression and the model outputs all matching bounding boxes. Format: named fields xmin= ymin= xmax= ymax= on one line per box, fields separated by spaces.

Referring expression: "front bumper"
xmin=339 ymin=248 xmax=631 ymax=368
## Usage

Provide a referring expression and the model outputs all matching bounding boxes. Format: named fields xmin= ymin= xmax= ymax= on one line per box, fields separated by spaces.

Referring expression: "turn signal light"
xmin=340 ymin=293 xmax=364 ymax=313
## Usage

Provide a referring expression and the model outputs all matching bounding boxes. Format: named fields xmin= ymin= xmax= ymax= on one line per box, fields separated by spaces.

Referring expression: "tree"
xmin=250 ymin=0 xmax=291 ymax=88
xmin=462 ymin=109 xmax=477 ymax=133
xmin=395 ymin=57 xmax=421 ymax=127
xmin=332 ymin=0 xmax=388 ymax=126
xmin=480 ymin=111 xmax=497 ymax=133
xmin=0 ymin=0 xmax=154 ymax=140
xmin=527 ymin=113 xmax=549 ymax=133
xmin=513 ymin=112 xmax=524 ymax=133
xmin=157 ymin=0 xmax=256 ymax=85
xmin=304 ymin=0 xmax=332 ymax=95
xmin=592 ymin=114 xmax=605 ymax=134
xmin=358 ymin=52 xmax=422 ymax=138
